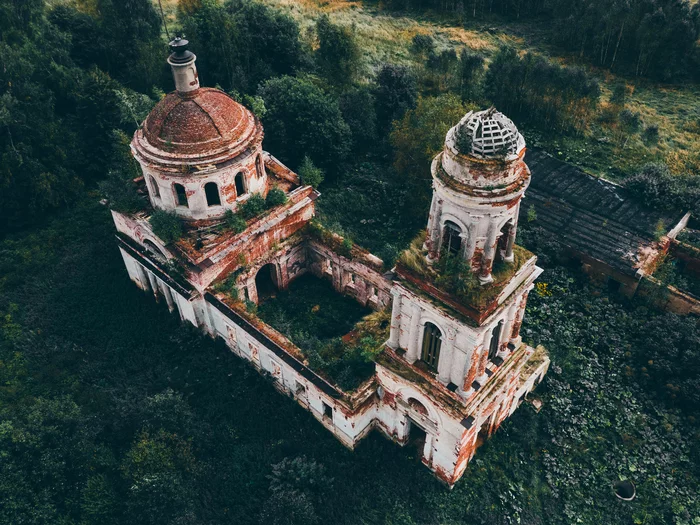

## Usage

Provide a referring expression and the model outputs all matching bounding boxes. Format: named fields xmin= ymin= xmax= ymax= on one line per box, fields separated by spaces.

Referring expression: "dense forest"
xmin=1 ymin=0 xmax=700 ymax=523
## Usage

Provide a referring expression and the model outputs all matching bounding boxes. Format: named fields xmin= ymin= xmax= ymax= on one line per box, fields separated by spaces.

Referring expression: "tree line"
xmin=382 ymin=0 xmax=700 ymax=82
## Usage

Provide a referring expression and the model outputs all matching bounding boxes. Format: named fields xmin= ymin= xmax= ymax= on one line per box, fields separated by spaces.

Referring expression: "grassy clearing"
xmin=159 ymin=0 xmax=699 ymax=180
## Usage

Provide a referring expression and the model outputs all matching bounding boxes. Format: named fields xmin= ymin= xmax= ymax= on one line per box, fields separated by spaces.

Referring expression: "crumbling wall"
xmin=306 ymin=240 xmax=392 ymax=310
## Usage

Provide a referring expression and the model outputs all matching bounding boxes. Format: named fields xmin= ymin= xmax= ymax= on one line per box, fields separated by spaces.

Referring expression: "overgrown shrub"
xmin=298 ymin=156 xmax=324 ymax=188
xmin=223 ymin=209 xmax=247 ymax=234
xmin=213 ymin=274 xmax=239 ymax=300
xmin=149 ymin=210 xmax=183 ymax=244
xmin=265 ymin=188 xmax=288 ymax=207
xmin=239 ymin=193 xmax=267 ymax=219
xmin=624 ymin=163 xmax=700 ymax=215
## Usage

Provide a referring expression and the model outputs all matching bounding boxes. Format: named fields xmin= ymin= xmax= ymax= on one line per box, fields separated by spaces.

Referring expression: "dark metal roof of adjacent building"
xmin=520 ymin=148 xmax=686 ymax=277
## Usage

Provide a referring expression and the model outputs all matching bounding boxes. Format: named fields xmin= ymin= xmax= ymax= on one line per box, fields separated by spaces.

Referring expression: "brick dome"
xmin=133 ymin=88 xmax=262 ymax=170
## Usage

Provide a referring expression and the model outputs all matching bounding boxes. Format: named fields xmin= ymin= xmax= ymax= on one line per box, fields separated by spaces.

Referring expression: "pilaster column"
xmin=498 ymin=301 xmax=520 ymax=358
xmin=277 ymin=256 xmax=290 ymax=290
xmin=388 ymin=289 xmax=403 ymax=349
xmin=161 ymin=282 xmax=175 ymax=312
xmin=406 ymin=303 xmax=423 ymax=363
xmin=437 ymin=327 xmax=456 ymax=385
xmin=426 ymin=199 xmax=443 ymax=261
xmin=135 ymin=263 xmax=151 ymax=292
xmin=504 ymin=204 xmax=519 ymax=262
xmin=464 ymin=221 xmax=479 ymax=264
xmin=476 ymin=329 xmax=491 ymax=382
xmin=247 ymin=277 xmax=258 ymax=305
xmin=509 ymin=290 xmax=530 ymax=345
xmin=460 ymin=347 xmax=480 ymax=397
xmin=479 ymin=224 xmax=499 ymax=284
xmin=147 ymin=272 xmax=159 ymax=301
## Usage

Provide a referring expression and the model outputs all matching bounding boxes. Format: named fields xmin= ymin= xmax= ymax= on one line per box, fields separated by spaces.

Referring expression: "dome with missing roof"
xmin=451 ymin=108 xmax=524 ymax=160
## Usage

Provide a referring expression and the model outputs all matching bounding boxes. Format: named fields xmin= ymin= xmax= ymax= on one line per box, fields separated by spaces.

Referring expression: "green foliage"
xmin=2 ymin=195 xmax=700 ymax=525
xmin=485 ymin=46 xmax=601 ymax=133
xmin=181 ymin=0 xmax=308 ymax=94
xmin=624 ymin=163 xmax=700 ymax=216
xmin=339 ymin=86 xmax=378 ymax=152
xmin=550 ymin=0 xmax=700 ymax=81
xmin=375 ymin=63 xmax=418 ymax=131
xmin=434 ymin=251 xmax=479 ymax=297
xmin=213 ymin=274 xmax=240 ymax=300
xmin=265 ymin=187 xmax=288 ymax=207
xmin=149 ymin=210 xmax=183 ymax=244
xmin=50 ymin=0 xmax=165 ymax=92
xmin=457 ymin=50 xmax=486 ymax=102
xmin=411 ymin=34 xmax=435 ymax=56
xmin=315 ymin=14 xmax=361 ymax=88
xmin=239 ymin=193 xmax=267 ymax=219
xmin=256 ymin=275 xmax=376 ymax=389
xmin=298 ymin=156 xmax=325 ymax=188
xmin=390 ymin=94 xmax=466 ymax=208
xmin=99 ymin=130 xmax=145 ymax=213
xmin=223 ymin=209 xmax=247 ymax=233
xmin=99 ymin=169 xmax=143 ymax=214
xmin=527 ymin=204 xmax=537 ymax=223
xmin=258 ymin=75 xmax=352 ymax=173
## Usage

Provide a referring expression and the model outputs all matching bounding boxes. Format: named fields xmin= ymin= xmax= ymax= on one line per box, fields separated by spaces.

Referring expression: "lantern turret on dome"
xmin=131 ymin=37 xmax=267 ymax=221
xmin=425 ymin=108 xmax=531 ymax=284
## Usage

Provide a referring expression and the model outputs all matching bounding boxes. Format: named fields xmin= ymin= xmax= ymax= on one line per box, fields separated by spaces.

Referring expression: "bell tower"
xmin=379 ymin=107 xmax=548 ymax=485
xmin=424 ymin=108 xmax=530 ymax=283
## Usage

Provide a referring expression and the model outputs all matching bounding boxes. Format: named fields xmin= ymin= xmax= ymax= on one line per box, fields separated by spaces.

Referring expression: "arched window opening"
xmin=488 ymin=321 xmax=503 ymax=361
xmin=256 ymin=154 xmax=265 ymax=178
xmin=255 ymin=263 xmax=277 ymax=302
xmin=143 ymin=239 xmax=166 ymax=263
xmin=421 ymin=322 xmax=442 ymax=371
xmin=442 ymin=221 xmax=462 ymax=257
xmin=149 ymin=176 xmax=160 ymax=198
xmin=235 ymin=172 xmax=246 ymax=197
xmin=174 ymin=183 xmax=188 ymax=207
xmin=497 ymin=221 xmax=512 ymax=263
xmin=408 ymin=398 xmax=429 ymax=416
xmin=204 ymin=182 xmax=221 ymax=206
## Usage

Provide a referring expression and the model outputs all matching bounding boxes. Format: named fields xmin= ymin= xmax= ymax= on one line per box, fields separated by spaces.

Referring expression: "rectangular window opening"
xmin=322 ymin=401 xmax=333 ymax=420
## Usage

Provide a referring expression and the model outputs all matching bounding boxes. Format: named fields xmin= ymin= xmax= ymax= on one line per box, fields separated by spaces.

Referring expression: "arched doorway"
xmin=255 ymin=263 xmax=277 ymax=301
xmin=442 ymin=221 xmax=462 ymax=257
xmin=143 ymin=239 xmax=166 ymax=263
xmin=421 ymin=322 xmax=442 ymax=371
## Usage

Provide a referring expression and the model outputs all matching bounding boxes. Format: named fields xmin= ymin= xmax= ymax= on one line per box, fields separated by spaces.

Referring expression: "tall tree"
xmin=390 ymin=94 xmax=466 ymax=208
xmin=375 ymin=64 xmax=418 ymax=132
xmin=258 ymin=75 xmax=351 ymax=173
xmin=315 ymin=15 xmax=361 ymax=88
xmin=181 ymin=0 xmax=308 ymax=93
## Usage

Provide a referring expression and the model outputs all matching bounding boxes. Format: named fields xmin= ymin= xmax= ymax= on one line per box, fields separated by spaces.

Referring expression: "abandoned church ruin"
xmin=111 ymin=39 xmax=549 ymax=486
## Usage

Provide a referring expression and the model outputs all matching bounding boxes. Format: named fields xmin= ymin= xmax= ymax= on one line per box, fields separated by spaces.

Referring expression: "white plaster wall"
xmin=203 ymin=299 xmax=376 ymax=448
xmin=143 ymin=143 xmax=268 ymax=221
xmin=374 ymin=366 xmax=463 ymax=479
xmin=119 ymin=248 xmax=198 ymax=326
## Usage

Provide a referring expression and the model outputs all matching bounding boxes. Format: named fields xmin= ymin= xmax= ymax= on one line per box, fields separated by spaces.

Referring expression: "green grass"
xmin=257 ymin=274 xmax=371 ymax=341
xmin=2 ymin=197 xmax=698 ymax=524
xmin=251 ymin=0 xmax=700 ymax=180
xmin=256 ymin=274 xmax=383 ymax=389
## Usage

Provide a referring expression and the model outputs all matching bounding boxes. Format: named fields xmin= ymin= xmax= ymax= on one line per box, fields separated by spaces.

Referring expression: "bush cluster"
xmin=149 ymin=210 xmax=184 ymax=244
